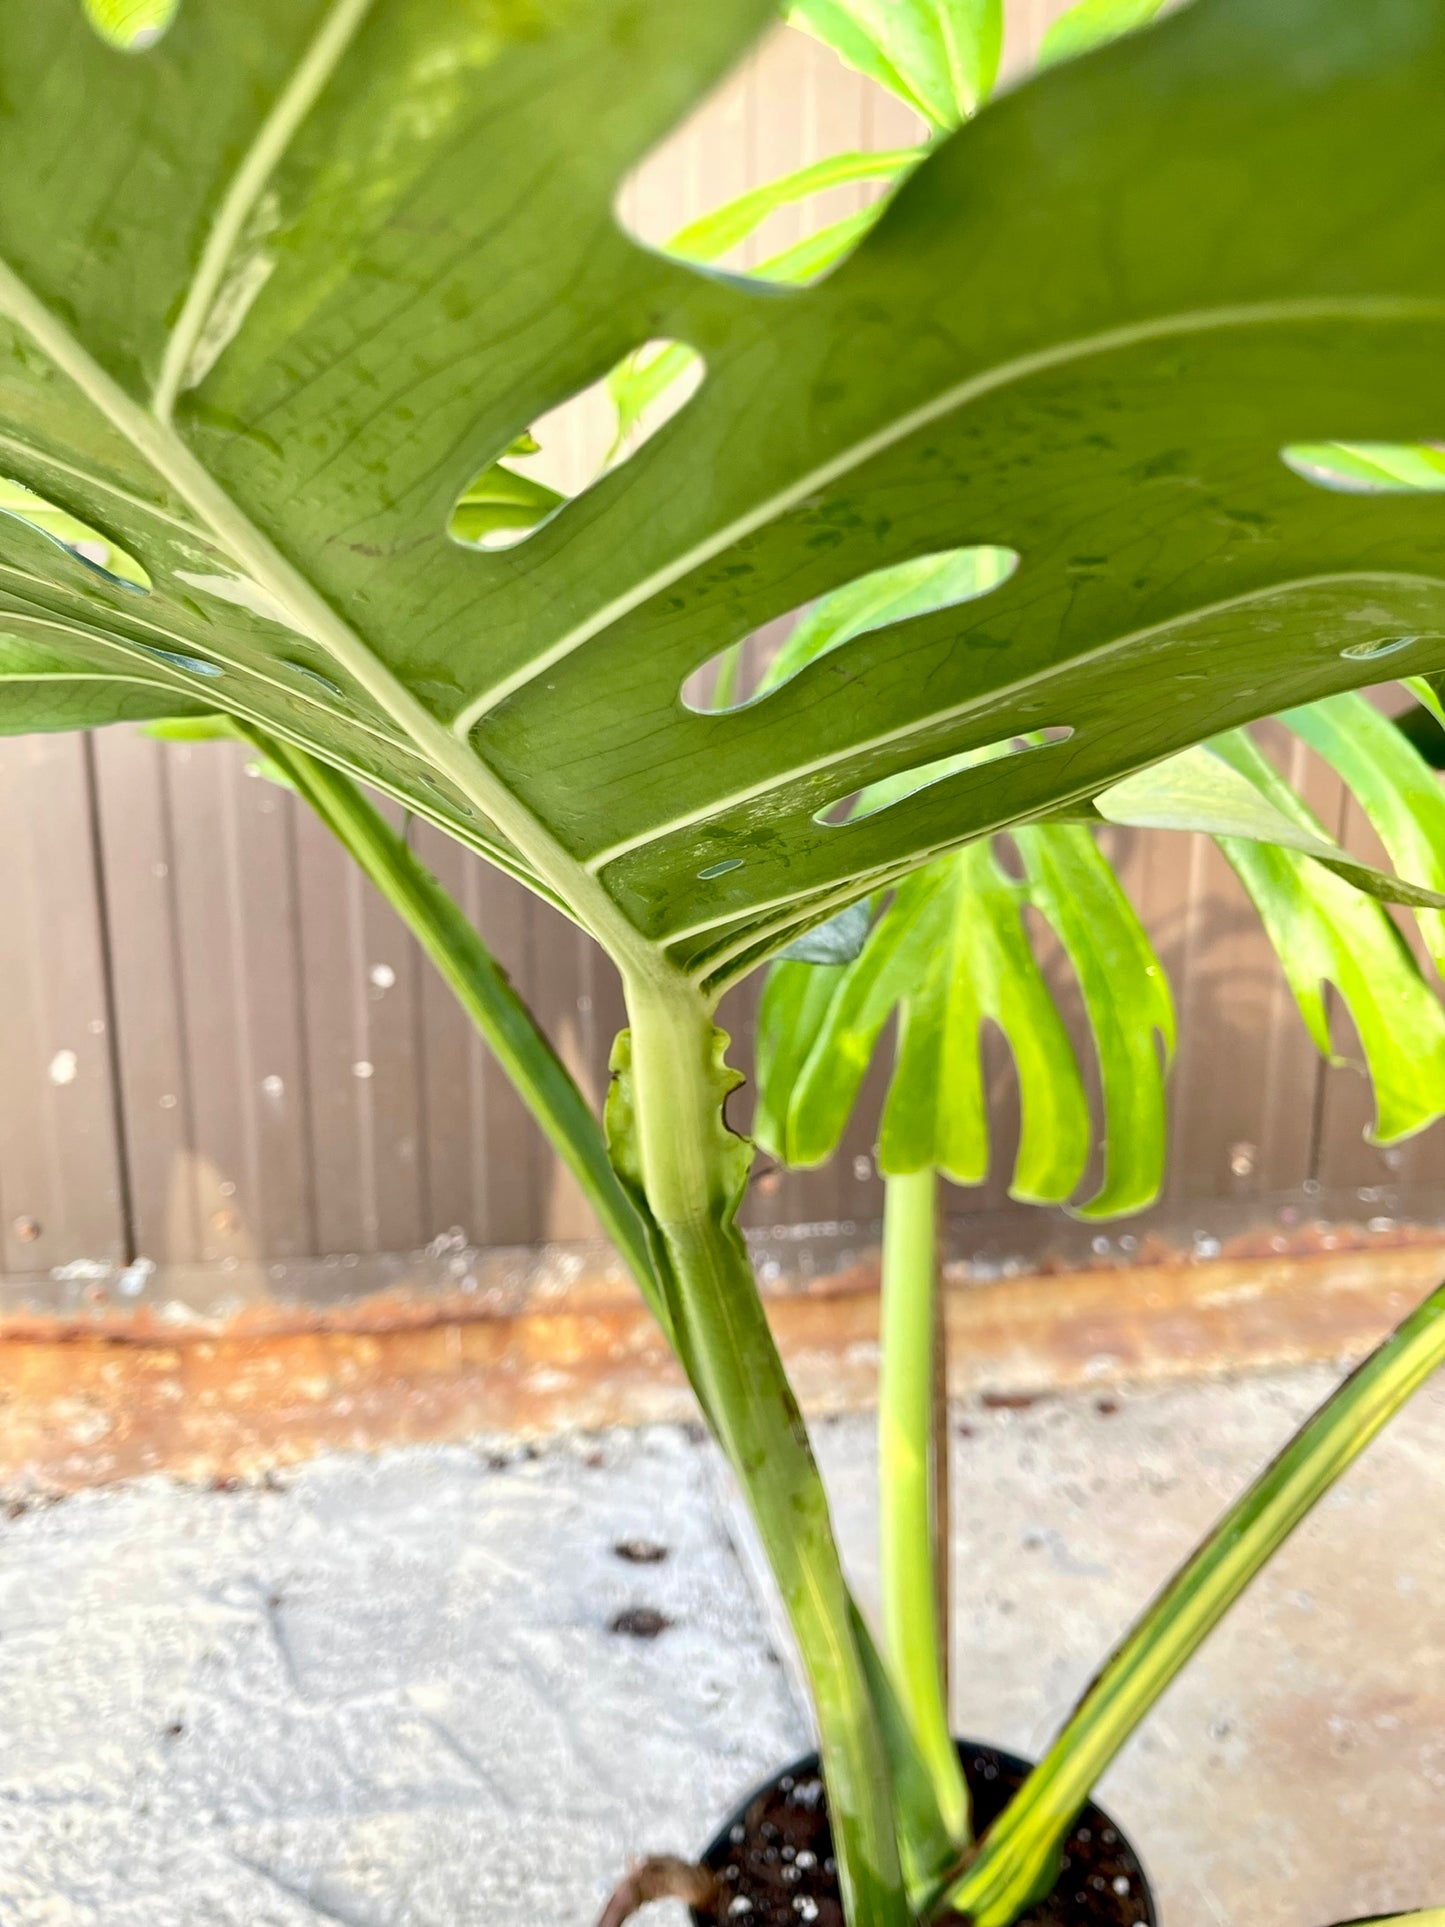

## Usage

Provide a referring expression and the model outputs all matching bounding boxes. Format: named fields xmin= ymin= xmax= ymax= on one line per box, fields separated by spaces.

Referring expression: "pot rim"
xmin=691 ymin=1736 xmax=1157 ymax=1927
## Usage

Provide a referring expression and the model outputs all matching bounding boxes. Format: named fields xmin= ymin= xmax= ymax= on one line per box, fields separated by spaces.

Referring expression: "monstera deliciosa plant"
xmin=5 ymin=0 xmax=1445 ymax=1923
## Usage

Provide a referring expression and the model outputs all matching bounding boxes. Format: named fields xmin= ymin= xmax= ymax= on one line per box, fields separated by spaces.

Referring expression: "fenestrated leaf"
xmin=787 ymin=0 xmax=1003 ymax=127
xmin=4 ymin=1 xmax=1445 ymax=999
xmin=1206 ymin=728 xmax=1445 ymax=1145
xmin=755 ymin=825 xmax=1172 ymax=1216
xmin=752 ymin=546 xmax=1018 ymax=707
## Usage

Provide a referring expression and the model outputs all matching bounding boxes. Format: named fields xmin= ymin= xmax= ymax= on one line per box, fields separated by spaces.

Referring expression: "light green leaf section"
xmin=1037 ymin=0 xmax=1171 ymax=70
xmin=1283 ymin=689 xmax=1445 ymax=973
xmin=755 ymin=825 xmax=1172 ymax=1217
xmin=448 ymin=433 xmax=565 ymax=549
xmin=944 ymin=1276 xmax=1445 ymax=1927
xmin=1325 ymin=1912 xmax=1445 ymax=1927
xmin=1095 ymin=745 xmax=1445 ymax=911
xmin=1011 ymin=823 xmax=1174 ymax=1218
xmin=81 ymin=0 xmax=177 ymax=50
xmin=787 ymin=0 xmax=1003 ymax=126
xmin=1206 ymin=729 xmax=1445 ymax=1146
xmin=608 ymin=150 xmax=920 ymax=444
xmin=1282 ymin=440 xmax=1445 ymax=492
xmin=665 ymin=149 xmax=920 ymax=266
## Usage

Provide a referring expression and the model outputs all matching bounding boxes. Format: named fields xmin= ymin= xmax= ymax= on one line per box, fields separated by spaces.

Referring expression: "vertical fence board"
xmin=90 ymin=726 xmax=202 ymax=1264
xmin=293 ymin=800 xmax=430 ymax=1257
xmin=164 ymin=740 xmax=313 ymax=1264
xmin=0 ymin=736 xmax=126 ymax=1272
xmin=411 ymin=823 xmax=547 ymax=1249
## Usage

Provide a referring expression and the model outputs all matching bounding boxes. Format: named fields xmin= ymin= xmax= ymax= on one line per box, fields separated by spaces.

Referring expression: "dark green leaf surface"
xmin=4 ymin=0 xmax=1445 ymax=991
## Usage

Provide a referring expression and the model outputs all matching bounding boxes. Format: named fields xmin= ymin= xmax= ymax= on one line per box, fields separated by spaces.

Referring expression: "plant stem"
xmin=934 ymin=1278 xmax=1445 ymax=1927
xmin=620 ymin=976 xmax=910 ymax=1927
xmin=246 ymin=727 xmax=669 ymax=1336
xmin=879 ymin=1169 xmax=971 ymax=1844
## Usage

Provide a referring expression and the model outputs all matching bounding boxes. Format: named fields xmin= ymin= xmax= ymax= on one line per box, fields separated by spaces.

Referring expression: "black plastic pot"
xmin=691 ymin=1740 xmax=1156 ymax=1927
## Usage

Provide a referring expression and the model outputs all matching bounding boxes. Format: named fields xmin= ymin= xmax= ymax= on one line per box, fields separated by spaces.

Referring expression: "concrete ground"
xmin=0 ymin=1368 xmax=1441 ymax=1927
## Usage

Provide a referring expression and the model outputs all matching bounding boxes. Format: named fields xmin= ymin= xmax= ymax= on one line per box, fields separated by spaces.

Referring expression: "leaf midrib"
xmin=0 ymin=252 xmax=650 ymax=976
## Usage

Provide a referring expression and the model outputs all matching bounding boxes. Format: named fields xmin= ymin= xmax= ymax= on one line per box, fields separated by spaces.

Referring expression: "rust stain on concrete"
xmin=1 ymin=1239 xmax=1441 ymax=1493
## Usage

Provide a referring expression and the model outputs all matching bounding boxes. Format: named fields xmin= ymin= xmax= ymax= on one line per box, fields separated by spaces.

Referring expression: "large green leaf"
xmin=4 ymin=0 xmax=1445 ymax=1000
xmin=757 ymin=690 xmax=1445 ymax=1205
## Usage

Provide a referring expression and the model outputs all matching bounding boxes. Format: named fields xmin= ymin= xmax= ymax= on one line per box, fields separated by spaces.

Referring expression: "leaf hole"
xmin=449 ymin=341 xmax=702 ymax=552
xmin=815 ymin=727 xmax=1073 ymax=828
xmin=82 ymin=0 xmax=178 ymax=50
xmin=0 ymin=477 xmax=150 ymax=590
xmin=134 ymin=644 xmax=223 ymax=679
xmin=614 ymin=30 xmax=923 ymax=286
xmin=1340 ymin=635 xmax=1424 ymax=662
xmin=698 ymin=857 xmax=744 ymax=880
xmin=992 ymin=832 xmax=1026 ymax=882
xmin=682 ymin=545 xmax=1020 ymax=714
xmin=280 ymin=657 xmax=346 ymax=697
xmin=1281 ymin=442 xmax=1445 ymax=494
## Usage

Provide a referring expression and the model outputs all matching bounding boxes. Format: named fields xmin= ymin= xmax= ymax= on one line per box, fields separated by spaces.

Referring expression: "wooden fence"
xmin=2 ymin=7 xmax=1443 ymax=1292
